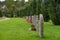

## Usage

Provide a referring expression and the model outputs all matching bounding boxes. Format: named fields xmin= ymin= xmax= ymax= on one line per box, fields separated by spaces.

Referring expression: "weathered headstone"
xmin=32 ymin=16 xmax=35 ymax=24
xmin=23 ymin=16 xmax=26 ymax=19
xmin=29 ymin=16 xmax=31 ymax=20
xmin=33 ymin=15 xmax=38 ymax=31
xmin=39 ymin=14 xmax=44 ymax=38
xmin=29 ymin=16 xmax=32 ymax=23
xmin=26 ymin=16 xmax=29 ymax=19
xmin=35 ymin=15 xmax=38 ymax=31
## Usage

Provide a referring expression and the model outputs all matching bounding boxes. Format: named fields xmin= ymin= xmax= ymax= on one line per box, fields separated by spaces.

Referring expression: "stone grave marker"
xmin=35 ymin=15 xmax=38 ymax=31
xmin=32 ymin=16 xmax=35 ymax=24
xmin=39 ymin=14 xmax=44 ymax=38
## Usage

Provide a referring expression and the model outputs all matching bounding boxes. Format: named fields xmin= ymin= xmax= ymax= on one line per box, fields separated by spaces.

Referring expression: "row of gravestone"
xmin=23 ymin=14 xmax=44 ymax=38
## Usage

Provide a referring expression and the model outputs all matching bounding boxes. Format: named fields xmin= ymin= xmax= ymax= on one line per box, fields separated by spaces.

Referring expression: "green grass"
xmin=0 ymin=18 xmax=39 ymax=40
xmin=43 ymin=22 xmax=60 ymax=40
xmin=0 ymin=18 xmax=3 ymax=20
xmin=0 ymin=18 xmax=60 ymax=40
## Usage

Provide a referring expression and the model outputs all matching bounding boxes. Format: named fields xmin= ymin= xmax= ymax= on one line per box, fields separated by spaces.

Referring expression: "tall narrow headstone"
xmin=33 ymin=15 xmax=36 ymax=25
xmin=29 ymin=16 xmax=31 ymax=22
xmin=32 ymin=16 xmax=35 ymax=24
xmin=39 ymin=14 xmax=44 ymax=38
xmin=29 ymin=16 xmax=32 ymax=23
xmin=35 ymin=15 xmax=38 ymax=31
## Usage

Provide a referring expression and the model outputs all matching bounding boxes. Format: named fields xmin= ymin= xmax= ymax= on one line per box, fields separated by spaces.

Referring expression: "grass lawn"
xmin=0 ymin=18 xmax=3 ymax=20
xmin=0 ymin=18 xmax=60 ymax=40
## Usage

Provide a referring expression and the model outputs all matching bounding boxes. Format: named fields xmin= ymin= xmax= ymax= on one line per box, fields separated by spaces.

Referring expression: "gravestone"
xmin=39 ymin=14 xmax=44 ymax=38
xmin=35 ymin=15 xmax=38 ymax=31
xmin=32 ymin=16 xmax=35 ymax=24
xmin=29 ymin=16 xmax=31 ymax=22
xmin=29 ymin=16 xmax=32 ymax=23
xmin=23 ymin=16 xmax=26 ymax=19
xmin=26 ymin=16 xmax=29 ymax=19
xmin=30 ymin=15 xmax=38 ymax=31
xmin=33 ymin=15 xmax=38 ymax=31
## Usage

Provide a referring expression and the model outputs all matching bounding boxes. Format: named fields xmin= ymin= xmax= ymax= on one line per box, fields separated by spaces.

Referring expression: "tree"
xmin=10 ymin=4 xmax=18 ymax=17
xmin=5 ymin=0 xmax=14 ymax=8
xmin=32 ymin=0 xmax=37 ymax=15
xmin=48 ymin=0 xmax=60 ymax=25
xmin=40 ymin=0 xmax=50 ymax=22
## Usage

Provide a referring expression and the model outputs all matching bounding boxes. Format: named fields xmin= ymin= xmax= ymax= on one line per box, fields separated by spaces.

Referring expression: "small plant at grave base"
xmin=30 ymin=24 xmax=36 ymax=31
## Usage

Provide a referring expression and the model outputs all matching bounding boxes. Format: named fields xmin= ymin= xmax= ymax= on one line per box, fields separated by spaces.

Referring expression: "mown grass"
xmin=0 ymin=18 xmax=3 ymax=20
xmin=0 ymin=18 xmax=60 ymax=40
xmin=0 ymin=18 xmax=39 ymax=40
